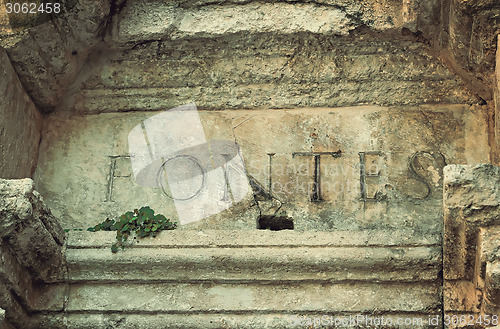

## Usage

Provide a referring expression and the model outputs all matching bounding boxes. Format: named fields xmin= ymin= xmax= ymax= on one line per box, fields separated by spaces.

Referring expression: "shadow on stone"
xmin=258 ymin=215 xmax=294 ymax=231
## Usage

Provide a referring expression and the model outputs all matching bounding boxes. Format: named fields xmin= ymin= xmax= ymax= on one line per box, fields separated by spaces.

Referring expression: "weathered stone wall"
xmin=0 ymin=0 xmax=498 ymax=327
xmin=0 ymin=48 xmax=41 ymax=179
xmin=437 ymin=0 xmax=500 ymax=86
xmin=73 ymin=29 xmax=478 ymax=113
xmin=1 ymin=0 xmax=497 ymax=112
xmin=34 ymin=105 xmax=490 ymax=231
xmin=443 ymin=164 xmax=500 ymax=324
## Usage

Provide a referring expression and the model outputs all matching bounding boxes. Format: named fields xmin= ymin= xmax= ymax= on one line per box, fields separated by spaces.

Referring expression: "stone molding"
xmin=444 ymin=164 xmax=500 ymax=323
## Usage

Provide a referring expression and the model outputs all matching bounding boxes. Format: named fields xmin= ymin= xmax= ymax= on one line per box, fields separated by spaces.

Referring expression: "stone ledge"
xmin=0 ymin=178 xmax=65 ymax=282
xmin=66 ymin=245 xmax=440 ymax=282
xmin=33 ymin=312 xmax=442 ymax=329
xmin=67 ymin=230 xmax=440 ymax=248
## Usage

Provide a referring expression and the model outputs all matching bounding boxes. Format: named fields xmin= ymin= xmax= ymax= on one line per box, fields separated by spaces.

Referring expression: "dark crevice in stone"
xmin=258 ymin=215 xmax=294 ymax=231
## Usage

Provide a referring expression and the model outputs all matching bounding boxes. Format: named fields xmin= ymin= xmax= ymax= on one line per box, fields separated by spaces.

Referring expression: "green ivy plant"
xmin=87 ymin=206 xmax=177 ymax=253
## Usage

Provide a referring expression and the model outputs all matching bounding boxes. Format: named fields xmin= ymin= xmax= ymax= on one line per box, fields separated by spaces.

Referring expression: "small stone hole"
xmin=258 ymin=215 xmax=294 ymax=231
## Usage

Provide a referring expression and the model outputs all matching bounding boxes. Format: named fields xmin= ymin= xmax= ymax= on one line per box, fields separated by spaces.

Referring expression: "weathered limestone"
xmin=28 ymin=229 xmax=441 ymax=328
xmin=0 ymin=48 xmax=41 ymax=179
xmin=75 ymin=30 xmax=477 ymax=113
xmin=1 ymin=0 xmax=497 ymax=112
xmin=35 ymin=313 xmax=444 ymax=329
xmin=0 ymin=1 xmax=497 ymax=328
xmin=0 ymin=178 xmax=65 ymax=281
xmin=114 ymin=0 xmax=407 ymax=45
xmin=496 ymin=35 xmax=500 ymax=163
xmin=0 ymin=308 xmax=14 ymax=329
xmin=443 ymin=164 xmax=500 ymax=323
xmin=0 ymin=0 xmax=113 ymax=110
xmin=441 ymin=0 xmax=500 ymax=80
xmin=66 ymin=230 xmax=440 ymax=282
xmin=34 ymin=105 xmax=490 ymax=232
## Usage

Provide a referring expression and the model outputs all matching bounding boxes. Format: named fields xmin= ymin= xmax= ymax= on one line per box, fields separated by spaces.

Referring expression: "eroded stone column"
xmin=443 ymin=164 xmax=500 ymax=324
xmin=495 ymin=35 xmax=500 ymax=164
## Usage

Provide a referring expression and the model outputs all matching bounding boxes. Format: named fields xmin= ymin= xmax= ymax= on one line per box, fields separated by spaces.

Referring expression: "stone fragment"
xmin=0 ymin=178 xmax=64 ymax=282
xmin=35 ymin=105 xmax=489 ymax=233
xmin=0 ymin=48 xmax=42 ymax=179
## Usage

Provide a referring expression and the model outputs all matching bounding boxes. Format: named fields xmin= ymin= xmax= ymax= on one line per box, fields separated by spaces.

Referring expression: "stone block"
xmin=485 ymin=260 xmax=500 ymax=305
xmin=76 ymin=30 xmax=476 ymax=113
xmin=496 ymin=34 xmax=500 ymax=161
xmin=35 ymin=105 xmax=489 ymax=233
xmin=0 ymin=244 xmax=34 ymax=309
xmin=0 ymin=178 xmax=65 ymax=282
xmin=444 ymin=164 xmax=500 ymax=280
xmin=65 ymin=237 xmax=441 ymax=282
xmin=34 ymin=312 xmax=442 ymax=329
xmin=0 ymin=48 xmax=42 ymax=179
xmin=115 ymin=2 xmax=178 ymax=44
xmin=65 ymin=281 xmax=439 ymax=313
xmin=113 ymin=0 xmax=410 ymax=46
xmin=443 ymin=280 xmax=481 ymax=312
xmin=4 ymin=35 xmax=60 ymax=107
xmin=174 ymin=3 xmax=354 ymax=39
xmin=0 ymin=308 xmax=14 ymax=329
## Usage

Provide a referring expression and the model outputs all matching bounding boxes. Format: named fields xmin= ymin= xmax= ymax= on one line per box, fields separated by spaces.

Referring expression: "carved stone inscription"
xmin=34 ymin=105 xmax=490 ymax=232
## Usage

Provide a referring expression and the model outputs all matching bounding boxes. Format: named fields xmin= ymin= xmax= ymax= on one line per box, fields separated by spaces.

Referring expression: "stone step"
xmin=29 ymin=230 xmax=443 ymax=328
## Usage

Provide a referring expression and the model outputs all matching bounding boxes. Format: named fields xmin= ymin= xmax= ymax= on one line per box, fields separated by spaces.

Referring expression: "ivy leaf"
xmin=88 ymin=206 xmax=176 ymax=252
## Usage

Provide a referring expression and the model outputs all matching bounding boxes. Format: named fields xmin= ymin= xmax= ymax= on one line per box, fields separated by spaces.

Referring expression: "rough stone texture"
xmin=496 ymin=35 xmax=500 ymax=162
xmin=444 ymin=164 xmax=500 ymax=279
xmin=443 ymin=164 xmax=500 ymax=324
xmin=63 ymin=282 xmax=438 ymax=313
xmin=34 ymin=313 xmax=443 ymax=329
xmin=0 ymin=179 xmax=68 ymax=328
xmin=439 ymin=0 xmax=500 ymax=83
xmin=26 ymin=229 xmax=441 ymax=328
xmin=66 ymin=231 xmax=440 ymax=285
xmin=0 ymin=0 xmax=496 ymax=111
xmin=0 ymin=1 xmax=497 ymax=327
xmin=0 ymin=0 xmax=112 ymax=110
xmin=74 ymin=29 xmax=479 ymax=113
xmin=0 ymin=279 xmax=38 ymax=328
xmin=0 ymin=48 xmax=41 ymax=179
xmin=0 ymin=309 xmax=12 ymax=329
xmin=0 ymin=178 xmax=65 ymax=282
xmin=34 ymin=105 xmax=489 ymax=232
